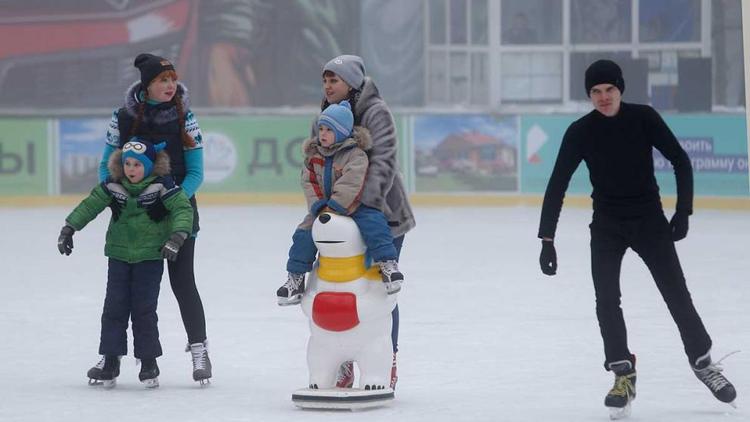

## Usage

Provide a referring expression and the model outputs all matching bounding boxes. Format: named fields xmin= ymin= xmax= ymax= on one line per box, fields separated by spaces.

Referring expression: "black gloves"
xmin=146 ymin=197 xmax=168 ymax=222
xmin=58 ymin=225 xmax=75 ymax=255
xmin=108 ymin=202 xmax=122 ymax=221
xmin=539 ymin=239 xmax=557 ymax=276
xmin=669 ymin=212 xmax=689 ymax=241
xmin=161 ymin=232 xmax=188 ymax=261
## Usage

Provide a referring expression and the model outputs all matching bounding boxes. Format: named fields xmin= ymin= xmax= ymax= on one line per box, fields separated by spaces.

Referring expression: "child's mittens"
xmin=58 ymin=225 xmax=75 ymax=256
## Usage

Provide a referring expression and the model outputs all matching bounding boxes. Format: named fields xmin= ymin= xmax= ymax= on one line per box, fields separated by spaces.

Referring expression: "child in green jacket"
xmin=58 ymin=138 xmax=193 ymax=388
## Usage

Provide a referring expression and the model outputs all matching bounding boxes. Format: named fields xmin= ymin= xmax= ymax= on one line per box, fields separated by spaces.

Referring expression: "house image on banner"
xmin=433 ymin=131 xmax=517 ymax=176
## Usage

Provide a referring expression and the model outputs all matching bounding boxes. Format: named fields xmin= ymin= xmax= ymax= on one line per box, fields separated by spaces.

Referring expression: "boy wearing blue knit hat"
xmin=277 ymin=100 xmax=404 ymax=305
xmin=58 ymin=137 xmax=194 ymax=388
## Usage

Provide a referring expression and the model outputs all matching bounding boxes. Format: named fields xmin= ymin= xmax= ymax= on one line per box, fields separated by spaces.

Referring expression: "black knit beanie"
xmin=585 ymin=59 xmax=625 ymax=97
xmin=134 ymin=53 xmax=175 ymax=88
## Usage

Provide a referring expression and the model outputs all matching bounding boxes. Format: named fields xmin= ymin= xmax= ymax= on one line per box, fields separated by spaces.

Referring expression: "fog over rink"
xmin=1 ymin=205 xmax=748 ymax=422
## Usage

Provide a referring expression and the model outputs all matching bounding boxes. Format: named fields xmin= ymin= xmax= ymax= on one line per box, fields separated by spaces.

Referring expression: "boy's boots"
xmin=87 ymin=355 xmax=120 ymax=388
xmin=277 ymin=272 xmax=305 ymax=305
xmin=377 ymin=260 xmax=403 ymax=295
xmin=139 ymin=358 xmax=160 ymax=388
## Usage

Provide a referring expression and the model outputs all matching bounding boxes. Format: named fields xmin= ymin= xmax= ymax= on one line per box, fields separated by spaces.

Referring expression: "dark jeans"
xmin=168 ymin=237 xmax=207 ymax=344
xmin=100 ymin=258 xmax=163 ymax=359
xmin=287 ymin=206 xmax=397 ymax=274
xmin=589 ymin=212 xmax=711 ymax=370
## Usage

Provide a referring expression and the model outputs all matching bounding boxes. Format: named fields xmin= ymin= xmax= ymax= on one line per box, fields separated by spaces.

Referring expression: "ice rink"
xmin=1 ymin=204 xmax=748 ymax=422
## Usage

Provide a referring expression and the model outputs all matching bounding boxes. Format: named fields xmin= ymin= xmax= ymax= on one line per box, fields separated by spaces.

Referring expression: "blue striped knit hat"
xmin=318 ymin=100 xmax=354 ymax=143
xmin=122 ymin=137 xmax=166 ymax=177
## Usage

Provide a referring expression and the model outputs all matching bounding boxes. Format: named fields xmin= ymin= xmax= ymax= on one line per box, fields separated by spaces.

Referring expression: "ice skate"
xmin=139 ymin=358 xmax=160 ymax=388
xmin=377 ymin=260 xmax=403 ymax=295
xmin=605 ymin=359 xmax=636 ymax=420
xmin=335 ymin=361 xmax=355 ymax=388
xmin=692 ymin=351 xmax=737 ymax=407
xmin=87 ymin=355 xmax=120 ymax=389
xmin=187 ymin=341 xmax=212 ymax=386
xmin=277 ymin=272 xmax=305 ymax=306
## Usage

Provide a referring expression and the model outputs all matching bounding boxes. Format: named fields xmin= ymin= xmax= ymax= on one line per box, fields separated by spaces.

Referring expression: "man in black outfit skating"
xmin=537 ymin=59 xmax=736 ymax=417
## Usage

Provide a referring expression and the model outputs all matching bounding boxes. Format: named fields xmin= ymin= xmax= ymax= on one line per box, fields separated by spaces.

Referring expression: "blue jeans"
xmin=286 ymin=208 xmax=404 ymax=354
xmin=286 ymin=205 xmax=397 ymax=273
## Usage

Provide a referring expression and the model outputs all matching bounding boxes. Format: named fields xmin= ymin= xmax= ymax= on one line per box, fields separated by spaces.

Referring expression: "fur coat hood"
xmin=121 ymin=81 xmax=190 ymax=125
xmin=302 ymin=126 xmax=372 ymax=158
xmin=108 ymin=148 xmax=171 ymax=182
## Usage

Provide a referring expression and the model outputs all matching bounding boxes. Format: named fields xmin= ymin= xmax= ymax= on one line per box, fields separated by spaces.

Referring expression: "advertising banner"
xmin=59 ymin=119 xmax=110 ymax=194
xmin=521 ymin=114 xmax=749 ymax=197
xmin=0 ymin=119 xmax=49 ymax=195
xmin=413 ymin=114 xmax=519 ymax=193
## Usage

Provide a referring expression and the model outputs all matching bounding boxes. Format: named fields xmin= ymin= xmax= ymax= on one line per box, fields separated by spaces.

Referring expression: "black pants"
xmin=168 ymin=236 xmax=207 ymax=344
xmin=589 ymin=212 xmax=711 ymax=369
xmin=100 ymin=258 xmax=163 ymax=359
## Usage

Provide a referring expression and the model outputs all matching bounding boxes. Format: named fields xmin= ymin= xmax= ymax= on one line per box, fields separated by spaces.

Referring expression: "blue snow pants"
xmin=99 ymin=258 xmax=163 ymax=359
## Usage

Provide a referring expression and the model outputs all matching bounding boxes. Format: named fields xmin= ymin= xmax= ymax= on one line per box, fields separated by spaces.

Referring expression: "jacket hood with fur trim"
xmin=121 ymin=81 xmax=190 ymax=125
xmin=302 ymin=126 xmax=372 ymax=158
xmin=108 ymin=149 xmax=171 ymax=181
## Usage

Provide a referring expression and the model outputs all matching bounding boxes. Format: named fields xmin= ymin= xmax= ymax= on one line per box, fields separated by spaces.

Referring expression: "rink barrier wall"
xmin=0 ymin=113 xmax=747 ymax=206
xmin=2 ymin=193 xmax=749 ymax=211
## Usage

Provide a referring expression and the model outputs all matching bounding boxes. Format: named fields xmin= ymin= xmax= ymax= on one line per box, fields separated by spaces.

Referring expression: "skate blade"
xmin=277 ymin=296 xmax=302 ymax=306
xmin=728 ymin=401 xmax=737 ymax=409
xmin=88 ymin=379 xmax=116 ymax=389
xmin=141 ymin=378 xmax=159 ymax=389
xmin=198 ymin=378 xmax=211 ymax=387
xmin=385 ymin=283 xmax=402 ymax=295
xmin=608 ymin=402 xmax=632 ymax=420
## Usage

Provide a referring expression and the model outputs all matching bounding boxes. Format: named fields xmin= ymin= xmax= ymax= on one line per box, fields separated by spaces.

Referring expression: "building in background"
xmin=0 ymin=0 xmax=743 ymax=112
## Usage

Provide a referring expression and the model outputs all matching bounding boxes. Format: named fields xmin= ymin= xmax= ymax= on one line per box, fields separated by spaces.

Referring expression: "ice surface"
xmin=1 ymin=205 xmax=747 ymax=422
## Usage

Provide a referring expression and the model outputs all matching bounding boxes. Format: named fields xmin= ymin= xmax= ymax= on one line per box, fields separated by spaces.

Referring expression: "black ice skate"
xmin=377 ymin=260 xmax=403 ymax=295
xmin=692 ymin=351 xmax=737 ymax=407
xmin=87 ymin=355 xmax=120 ymax=388
xmin=187 ymin=341 xmax=212 ymax=386
xmin=605 ymin=358 xmax=636 ymax=420
xmin=277 ymin=272 xmax=305 ymax=306
xmin=139 ymin=358 xmax=160 ymax=388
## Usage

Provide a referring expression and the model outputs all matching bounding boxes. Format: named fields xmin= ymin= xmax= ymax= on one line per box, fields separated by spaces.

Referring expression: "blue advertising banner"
xmin=521 ymin=113 xmax=749 ymax=197
xmin=59 ymin=119 xmax=109 ymax=194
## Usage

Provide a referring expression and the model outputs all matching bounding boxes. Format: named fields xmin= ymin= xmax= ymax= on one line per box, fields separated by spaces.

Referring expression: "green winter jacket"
xmin=65 ymin=150 xmax=194 ymax=263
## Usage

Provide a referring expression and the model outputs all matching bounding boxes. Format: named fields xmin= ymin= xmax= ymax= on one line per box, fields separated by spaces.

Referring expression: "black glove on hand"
xmin=161 ymin=232 xmax=187 ymax=261
xmin=108 ymin=202 xmax=122 ymax=221
xmin=146 ymin=197 xmax=168 ymax=222
xmin=539 ymin=239 xmax=557 ymax=276
xmin=670 ymin=212 xmax=689 ymax=241
xmin=58 ymin=225 xmax=75 ymax=255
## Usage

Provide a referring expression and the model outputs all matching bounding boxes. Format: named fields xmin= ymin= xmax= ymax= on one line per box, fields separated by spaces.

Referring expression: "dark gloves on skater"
xmin=146 ymin=197 xmax=169 ymax=222
xmin=161 ymin=232 xmax=188 ymax=261
xmin=58 ymin=225 xmax=75 ymax=255
xmin=669 ymin=212 xmax=689 ymax=241
xmin=539 ymin=239 xmax=557 ymax=276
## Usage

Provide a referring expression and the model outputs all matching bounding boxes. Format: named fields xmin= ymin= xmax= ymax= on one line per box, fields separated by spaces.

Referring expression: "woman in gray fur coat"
xmin=317 ymin=54 xmax=416 ymax=390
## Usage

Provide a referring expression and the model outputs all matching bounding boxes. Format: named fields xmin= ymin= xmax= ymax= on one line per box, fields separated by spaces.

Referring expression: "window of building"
xmin=571 ymin=0 xmax=631 ymax=44
xmin=427 ymin=0 xmax=490 ymax=105
xmin=501 ymin=0 xmax=562 ymax=45
xmin=639 ymin=0 xmax=701 ymax=42
xmin=501 ymin=53 xmax=562 ymax=102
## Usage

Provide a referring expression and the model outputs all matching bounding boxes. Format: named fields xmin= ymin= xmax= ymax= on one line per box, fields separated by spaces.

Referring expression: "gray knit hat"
xmin=323 ymin=55 xmax=366 ymax=90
